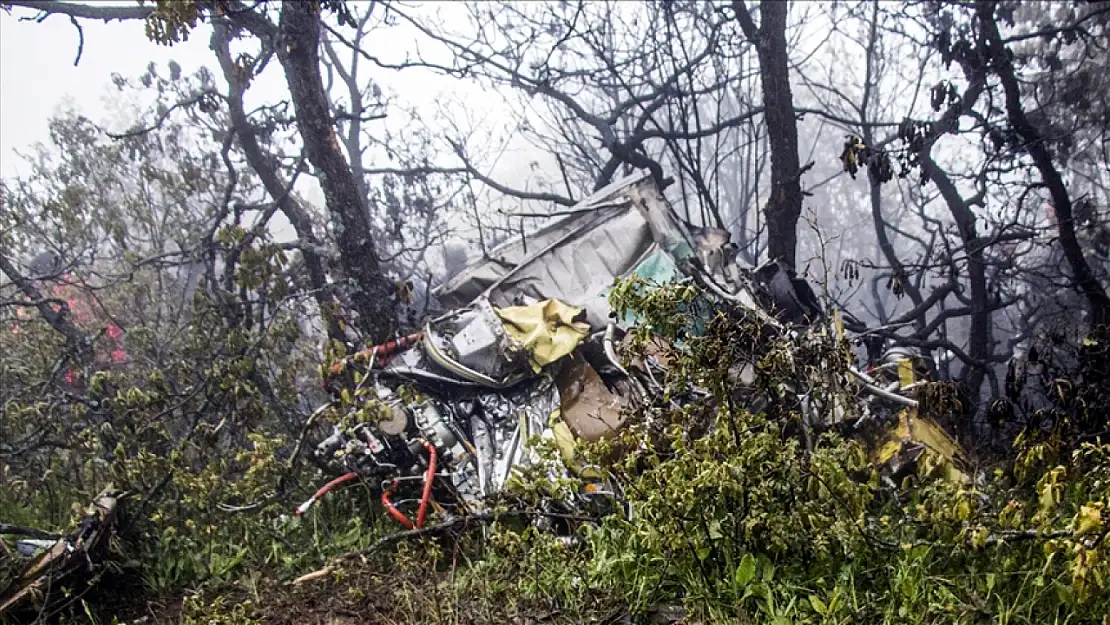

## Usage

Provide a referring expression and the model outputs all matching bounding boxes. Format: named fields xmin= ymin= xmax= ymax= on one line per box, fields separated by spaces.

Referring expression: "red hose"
xmin=300 ymin=442 xmax=438 ymax=526
xmin=380 ymin=441 xmax=438 ymax=529
xmin=416 ymin=441 xmax=437 ymax=529
xmin=381 ymin=486 xmax=415 ymax=529
xmin=317 ymin=471 xmax=359 ymax=498
xmin=329 ymin=332 xmax=424 ymax=375
xmin=295 ymin=471 xmax=359 ymax=516
xmin=373 ymin=332 xmax=424 ymax=363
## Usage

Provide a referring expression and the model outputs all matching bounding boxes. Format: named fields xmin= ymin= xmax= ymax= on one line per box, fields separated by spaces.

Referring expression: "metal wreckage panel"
xmin=436 ymin=171 xmax=695 ymax=331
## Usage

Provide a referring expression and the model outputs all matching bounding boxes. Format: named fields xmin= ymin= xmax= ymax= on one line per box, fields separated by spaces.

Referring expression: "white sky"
xmin=0 ymin=2 xmax=568 ymax=268
xmin=1 ymin=8 xmax=209 ymax=177
xmin=0 ymin=3 xmax=548 ymax=188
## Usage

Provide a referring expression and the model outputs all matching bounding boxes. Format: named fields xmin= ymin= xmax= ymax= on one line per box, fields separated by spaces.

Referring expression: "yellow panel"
xmin=897 ymin=358 xmax=915 ymax=388
xmin=868 ymin=409 xmax=970 ymax=484
xmin=496 ymin=299 xmax=591 ymax=373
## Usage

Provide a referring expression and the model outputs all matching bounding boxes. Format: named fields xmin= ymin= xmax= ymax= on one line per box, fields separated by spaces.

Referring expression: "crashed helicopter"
xmin=299 ymin=170 xmax=975 ymax=531
xmin=1 ymin=169 xmax=978 ymax=621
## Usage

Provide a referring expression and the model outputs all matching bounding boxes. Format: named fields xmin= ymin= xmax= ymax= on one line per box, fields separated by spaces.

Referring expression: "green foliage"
xmin=438 ymin=280 xmax=1110 ymax=624
xmin=0 ymin=101 xmax=385 ymax=622
xmin=181 ymin=593 xmax=262 ymax=625
xmin=3 ymin=101 xmax=1107 ymax=622
xmin=49 ymin=276 xmax=1103 ymax=624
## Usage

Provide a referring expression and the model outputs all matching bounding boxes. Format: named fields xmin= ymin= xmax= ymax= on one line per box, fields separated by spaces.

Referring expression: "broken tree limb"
xmin=0 ymin=525 xmax=61 ymax=541
xmin=0 ymin=488 xmax=121 ymax=618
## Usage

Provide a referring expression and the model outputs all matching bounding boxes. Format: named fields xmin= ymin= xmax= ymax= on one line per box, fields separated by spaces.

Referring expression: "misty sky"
xmin=1 ymin=10 xmax=207 ymax=177
xmin=0 ymin=4 xmax=549 ymax=195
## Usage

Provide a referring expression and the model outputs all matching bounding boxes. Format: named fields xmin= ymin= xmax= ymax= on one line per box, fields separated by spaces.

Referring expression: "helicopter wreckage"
xmin=300 ymin=170 xmax=974 ymax=530
xmin=2 ymin=171 xmax=974 ymax=617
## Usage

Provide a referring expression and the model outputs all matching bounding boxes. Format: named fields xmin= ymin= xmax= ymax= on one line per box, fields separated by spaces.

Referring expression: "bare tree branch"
xmin=4 ymin=0 xmax=154 ymax=22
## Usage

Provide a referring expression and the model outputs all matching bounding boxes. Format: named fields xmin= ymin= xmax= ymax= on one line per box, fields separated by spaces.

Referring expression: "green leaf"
xmin=1075 ymin=502 xmax=1103 ymax=536
xmin=762 ymin=558 xmax=776 ymax=582
xmin=735 ymin=553 xmax=757 ymax=587
xmin=810 ymin=594 xmax=827 ymax=615
xmin=1055 ymin=582 xmax=1075 ymax=606
xmin=956 ymin=499 xmax=971 ymax=521
xmin=985 ymin=573 xmax=996 ymax=593
xmin=707 ymin=519 xmax=723 ymax=540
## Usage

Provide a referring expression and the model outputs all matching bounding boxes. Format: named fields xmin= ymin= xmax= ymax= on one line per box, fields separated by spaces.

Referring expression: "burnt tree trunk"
xmin=733 ymin=0 xmax=805 ymax=269
xmin=277 ymin=0 xmax=398 ymax=344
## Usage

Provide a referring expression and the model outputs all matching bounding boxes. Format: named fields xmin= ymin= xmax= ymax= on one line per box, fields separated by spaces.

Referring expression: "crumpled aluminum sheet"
xmin=435 ymin=171 xmax=695 ymax=331
xmin=422 ymin=296 xmax=533 ymax=387
xmin=381 ymin=341 xmax=486 ymax=387
xmin=473 ymin=376 xmax=563 ymax=495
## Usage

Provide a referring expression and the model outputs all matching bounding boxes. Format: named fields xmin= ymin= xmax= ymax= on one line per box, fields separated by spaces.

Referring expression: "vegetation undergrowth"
xmin=476 ymin=279 xmax=1110 ymax=624
xmin=4 ymin=279 xmax=1108 ymax=625
xmin=3 ymin=1 xmax=1110 ymax=622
